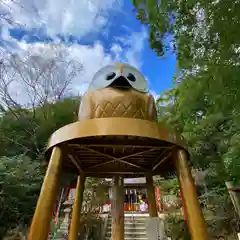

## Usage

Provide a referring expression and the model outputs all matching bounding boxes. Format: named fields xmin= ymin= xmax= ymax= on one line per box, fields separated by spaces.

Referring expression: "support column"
xmin=174 ymin=149 xmax=209 ymax=240
xmin=68 ymin=174 xmax=85 ymax=240
xmin=112 ymin=176 xmax=124 ymax=240
xmin=28 ymin=146 xmax=62 ymax=240
xmin=146 ymin=172 xmax=158 ymax=217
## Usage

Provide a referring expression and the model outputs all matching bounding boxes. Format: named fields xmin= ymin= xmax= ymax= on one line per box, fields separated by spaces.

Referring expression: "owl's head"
xmin=88 ymin=63 xmax=148 ymax=93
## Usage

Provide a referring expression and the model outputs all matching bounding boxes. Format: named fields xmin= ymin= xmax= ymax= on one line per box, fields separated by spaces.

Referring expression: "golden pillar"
xmin=28 ymin=146 xmax=62 ymax=240
xmin=111 ymin=176 xmax=124 ymax=240
xmin=174 ymin=149 xmax=209 ymax=240
xmin=146 ymin=172 xmax=158 ymax=217
xmin=68 ymin=174 xmax=85 ymax=240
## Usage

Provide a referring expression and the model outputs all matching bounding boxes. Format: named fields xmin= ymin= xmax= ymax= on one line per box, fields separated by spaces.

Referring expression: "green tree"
xmin=133 ymin=0 xmax=240 ymax=236
xmin=0 ymin=97 xmax=79 ymax=159
xmin=0 ymin=155 xmax=43 ymax=238
xmin=133 ymin=0 xmax=240 ymax=180
xmin=0 ymin=46 xmax=83 ymax=237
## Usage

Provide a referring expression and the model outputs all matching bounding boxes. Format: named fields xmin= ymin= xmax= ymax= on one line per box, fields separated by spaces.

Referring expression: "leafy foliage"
xmin=84 ymin=178 xmax=109 ymax=208
xmin=133 ymin=0 xmax=240 ymax=237
xmin=79 ymin=214 xmax=104 ymax=240
xmin=164 ymin=214 xmax=190 ymax=240
xmin=0 ymin=155 xmax=43 ymax=238
xmin=0 ymin=97 xmax=79 ymax=159
xmin=0 ymin=97 xmax=80 ymax=237
xmin=155 ymin=178 xmax=179 ymax=196
xmin=133 ymin=0 xmax=240 ymax=182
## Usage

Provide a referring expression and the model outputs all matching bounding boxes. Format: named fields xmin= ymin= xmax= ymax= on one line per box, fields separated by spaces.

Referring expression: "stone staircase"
xmin=105 ymin=213 xmax=149 ymax=240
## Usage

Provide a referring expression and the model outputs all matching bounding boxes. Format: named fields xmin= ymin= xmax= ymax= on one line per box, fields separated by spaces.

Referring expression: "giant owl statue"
xmin=78 ymin=63 xmax=157 ymax=121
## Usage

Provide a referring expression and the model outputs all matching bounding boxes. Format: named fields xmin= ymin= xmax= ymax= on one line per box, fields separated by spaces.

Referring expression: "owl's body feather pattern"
xmin=78 ymin=87 xmax=157 ymax=122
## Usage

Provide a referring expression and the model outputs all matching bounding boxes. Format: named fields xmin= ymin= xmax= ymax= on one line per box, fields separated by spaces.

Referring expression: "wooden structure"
xmin=28 ymin=63 xmax=209 ymax=240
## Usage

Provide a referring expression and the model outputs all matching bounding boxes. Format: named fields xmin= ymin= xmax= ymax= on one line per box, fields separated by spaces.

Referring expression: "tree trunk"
xmin=225 ymin=181 xmax=240 ymax=217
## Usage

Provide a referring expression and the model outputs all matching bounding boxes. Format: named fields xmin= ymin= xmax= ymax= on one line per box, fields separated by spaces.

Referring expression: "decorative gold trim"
xmin=46 ymin=118 xmax=186 ymax=152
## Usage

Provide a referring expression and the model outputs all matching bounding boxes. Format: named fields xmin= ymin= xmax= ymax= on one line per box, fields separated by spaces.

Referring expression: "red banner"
xmin=179 ymin=191 xmax=187 ymax=219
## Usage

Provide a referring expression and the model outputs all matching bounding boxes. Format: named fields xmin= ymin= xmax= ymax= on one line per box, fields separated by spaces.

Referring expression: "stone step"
xmin=108 ymin=217 xmax=148 ymax=219
xmin=109 ymin=217 xmax=148 ymax=219
xmin=107 ymin=228 xmax=147 ymax=234
xmin=105 ymin=235 xmax=148 ymax=239
xmin=108 ymin=223 xmax=146 ymax=228
xmin=108 ymin=221 xmax=147 ymax=225
xmin=105 ymin=237 xmax=148 ymax=240
xmin=108 ymin=215 xmax=149 ymax=219
xmin=124 ymin=213 xmax=149 ymax=217
xmin=108 ymin=226 xmax=146 ymax=231
xmin=104 ymin=214 xmax=149 ymax=240
xmin=108 ymin=218 xmax=147 ymax=223
xmin=109 ymin=213 xmax=149 ymax=217
xmin=106 ymin=231 xmax=147 ymax=237
xmin=106 ymin=227 xmax=147 ymax=232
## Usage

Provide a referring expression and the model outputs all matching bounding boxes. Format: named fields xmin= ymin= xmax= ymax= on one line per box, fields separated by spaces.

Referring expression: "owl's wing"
xmin=147 ymin=94 xmax=157 ymax=122
xmin=78 ymin=92 xmax=93 ymax=120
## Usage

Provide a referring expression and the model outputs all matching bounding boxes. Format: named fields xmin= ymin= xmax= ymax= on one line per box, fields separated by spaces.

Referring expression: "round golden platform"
xmin=45 ymin=118 xmax=187 ymax=178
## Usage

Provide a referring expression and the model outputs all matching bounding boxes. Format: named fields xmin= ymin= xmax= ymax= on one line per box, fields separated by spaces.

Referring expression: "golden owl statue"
xmin=78 ymin=63 xmax=157 ymax=121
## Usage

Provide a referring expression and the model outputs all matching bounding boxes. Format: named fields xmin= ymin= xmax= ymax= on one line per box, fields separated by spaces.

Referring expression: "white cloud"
xmin=0 ymin=27 xmax=148 ymax=105
xmin=61 ymin=27 xmax=147 ymax=93
xmin=0 ymin=0 xmax=122 ymax=37
xmin=110 ymin=44 xmax=123 ymax=60
xmin=110 ymin=27 xmax=148 ymax=69
xmin=124 ymin=28 xmax=148 ymax=68
xmin=0 ymin=0 xmax=149 ymax=106
xmin=67 ymin=42 xmax=114 ymax=94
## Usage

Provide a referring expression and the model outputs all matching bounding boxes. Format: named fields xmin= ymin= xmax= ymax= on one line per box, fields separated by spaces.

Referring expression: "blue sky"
xmin=0 ymin=0 xmax=176 ymax=98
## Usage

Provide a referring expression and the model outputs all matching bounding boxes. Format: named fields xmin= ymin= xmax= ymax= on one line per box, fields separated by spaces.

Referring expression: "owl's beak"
xmin=109 ymin=76 xmax=132 ymax=89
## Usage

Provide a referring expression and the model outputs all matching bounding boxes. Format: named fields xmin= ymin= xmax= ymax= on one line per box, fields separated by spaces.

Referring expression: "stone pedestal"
xmin=145 ymin=217 xmax=167 ymax=240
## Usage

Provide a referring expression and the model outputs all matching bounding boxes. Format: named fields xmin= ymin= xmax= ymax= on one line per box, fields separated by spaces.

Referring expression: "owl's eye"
xmin=127 ymin=73 xmax=136 ymax=82
xmin=106 ymin=72 xmax=116 ymax=80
